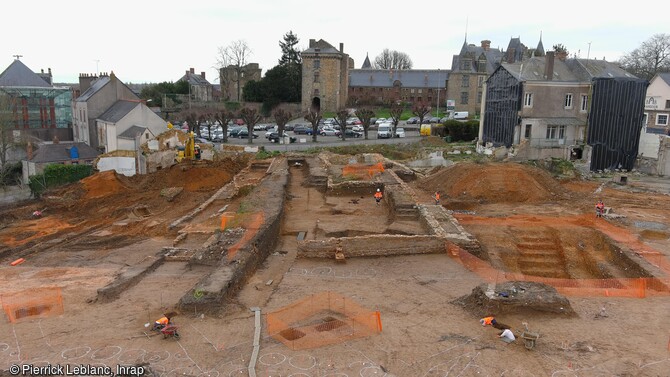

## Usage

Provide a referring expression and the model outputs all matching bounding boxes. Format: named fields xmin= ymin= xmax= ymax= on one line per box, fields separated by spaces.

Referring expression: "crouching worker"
xmin=480 ymin=316 xmax=497 ymax=327
xmin=153 ymin=315 xmax=170 ymax=331
xmin=499 ymin=328 xmax=516 ymax=343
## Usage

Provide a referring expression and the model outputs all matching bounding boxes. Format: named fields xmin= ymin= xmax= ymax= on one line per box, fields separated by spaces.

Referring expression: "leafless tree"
xmin=620 ymin=34 xmax=670 ymax=81
xmin=355 ymin=108 xmax=375 ymax=140
xmin=304 ymin=108 xmax=322 ymax=142
xmin=389 ymin=102 xmax=403 ymax=137
xmin=216 ymin=110 xmax=236 ymax=143
xmin=334 ymin=108 xmax=349 ymax=141
xmin=412 ymin=102 xmax=431 ymax=129
xmin=216 ymin=40 xmax=253 ymax=102
xmin=373 ymin=49 xmax=413 ymax=70
xmin=273 ymin=109 xmax=292 ymax=139
xmin=239 ymin=107 xmax=262 ymax=144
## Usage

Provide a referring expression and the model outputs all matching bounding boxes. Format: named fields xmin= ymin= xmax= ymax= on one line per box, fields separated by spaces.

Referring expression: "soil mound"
xmin=419 ymin=162 xmax=564 ymax=204
xmin=453 ymin=281 xmax=575 ymax=317
xmin=81 ymin=170 xmax=127 ymax=199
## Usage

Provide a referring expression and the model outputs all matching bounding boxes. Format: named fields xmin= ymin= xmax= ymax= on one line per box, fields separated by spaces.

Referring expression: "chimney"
xmin=78 ymin=73 xmax=98 ymax=93
xmin=339 ymin=43 xmax=344 ymax=53
xmin=309 ymin=39 xmax=316 ymax=48
xmin=190 ymin=67 xmax=195 ymax=74
xmin=557 ymin=51 xmax=568 ymax=61
xmin=48 ymin=68 xmax=51 ymax=75
xmin=544 ymin=51 xmax=555 ymax=80
xmin=481 ymin=40 xmax=491 ymax=51
xmin=201 ymin=71 xmax=206 ymax=79
xmin=186 ymin=70 xmax=189 ymax=77
xmin=41 ymin=69 xmax=44 ymax=73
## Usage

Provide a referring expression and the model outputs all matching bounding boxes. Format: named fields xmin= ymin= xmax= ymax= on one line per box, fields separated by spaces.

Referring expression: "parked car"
xmin=352 ymin=125 xmax=364 ymax=132
xmin=253 ymin=124 xmax=267 ymax=131
xmin=210 ymin=130 xmax=224 ymax=142
xmin=293 ymin=125 xmax=314 ymax=135
xmin=370 ymin=117 xmax=377 ymax=125
xmin=194 ymin=137 xmax=213 ymax=145
xmin=429 ymin=117 xmax=441 ymax=124
xmin=345 ymin=129 xmax=363 ymax=138
xmin=406 ymin=117 xmax=419 ymax=124
xmin=377 ymin=124 xmax=392 ymax=139
xmin=284 ymin=124 xmax=295 ymax=131
xmin=265 ymin=126 xmax=279 ymax=138
xmin=320 ymin=127 xmax=341 ymax=136
xmin=268 ymin=132 xmax=297 ymax=143
xmin=228 ymin=126 xmax=245 ymax=138
xmin=440 ymin=116 xmax=449 ymax=123
xmin=421 ymin=118 xmax=432 ymax=124
xmin=375 ymin=118 xmax=387 ymax=125
xmin=395 ymin=127 xmax=406 ymax=138
xmin=237 ymin=129 xmax=259 ymax=139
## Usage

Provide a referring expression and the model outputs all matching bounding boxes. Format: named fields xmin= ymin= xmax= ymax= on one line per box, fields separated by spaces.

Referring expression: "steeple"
xmin=362 ymin=53 xmax=372 ymax=69
xmin=534 ymin=31 xmax=545 ymax=57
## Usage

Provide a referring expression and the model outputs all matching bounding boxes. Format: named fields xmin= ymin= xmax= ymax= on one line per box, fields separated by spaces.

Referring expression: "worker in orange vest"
xmin=595 ymin=200 xmax=605 ymax=218
xmin=480 ymin=316 xmax=498 ymax=326
xmin=153 ymin=315 xmax=171 ymax=331
xmin=434 ymin=191 xmax=441 ymax=205
xmin=374 ymin=188 xmax=383 ymax=206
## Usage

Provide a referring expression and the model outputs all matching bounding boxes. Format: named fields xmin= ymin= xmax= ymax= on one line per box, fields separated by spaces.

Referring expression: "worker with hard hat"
xmin=374 ymin=188 xmax=383 ymax=206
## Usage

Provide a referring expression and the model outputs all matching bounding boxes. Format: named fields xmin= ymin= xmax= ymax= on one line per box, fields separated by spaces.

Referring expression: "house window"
xmin=524 ymin=124 xmax=532 ymax=139
xmin=580 ymin=94 xmax=588 ymax=112
xmin=477 ymin=92 xmax=483 ymax=104
xmin=314 ymin=72 xmax=319 ymax=82
xmin=461 ymin=59 xmax=470 ymax=70
xmin=478 ymin=76 xmax=485 ymax=88
xmin=657 ymin=114 xmax=669 ymax=126
xmin=666 ymin=100 xmax=670 ymax=109
xmin=411 ymin=89 xmax=415 ymax=94
xmin=460 ymin=92 xmax=469 ymax=104
xmin=565 ymin=93 xmax=573 ymax=109
xmin=314 ymin=60 xmax=320 ymax=69
xmin=145 ymin=133 xmax=149 ymax=140
xmin=461 ymin=75 xmax=470 ymax=87
xmin=524 ymin=93 xmax=533 ymax=107
xmin=418 ymin=89 xmax=422 ymax=94
xmin=546 ymin=125 xmax=566 ymax=139
xmin=643 ymin=113 xmax=648 ymax=126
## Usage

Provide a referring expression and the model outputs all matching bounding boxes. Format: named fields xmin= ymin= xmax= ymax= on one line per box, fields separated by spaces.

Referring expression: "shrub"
xmin=29 ymin=164 xmax=93 ymax=197
xmin=444 ymin=120 xmax=479 ymax=142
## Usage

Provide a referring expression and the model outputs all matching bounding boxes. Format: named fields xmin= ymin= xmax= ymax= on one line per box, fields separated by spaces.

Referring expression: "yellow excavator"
xmin=176 ymin=131 xmax=201 ymax=162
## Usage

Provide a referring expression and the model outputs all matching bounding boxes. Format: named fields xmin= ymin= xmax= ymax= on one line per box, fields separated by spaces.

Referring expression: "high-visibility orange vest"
xmin=374 ymin=192 xmax=382 ymax=199
xmin=435 ymin=193 xmax=440 ymax=200
xmin=482 ymin=316 xmax=495 ymax=325
xmin=156 ymin=317 xmax=169 ymax=325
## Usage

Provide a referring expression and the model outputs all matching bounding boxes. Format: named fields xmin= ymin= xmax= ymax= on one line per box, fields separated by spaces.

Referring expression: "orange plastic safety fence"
xmin=451 ymin=246 xmax=670 ymax=298
xmin=226 ymin=212 xmax=264 ymax=261
xmin=342 ymin=163 xmax=385 ymax=180
xmin=2 ymin=287 xmax=64 ymax=323
xmin=266 ymin=291 xmax=382 ymax=350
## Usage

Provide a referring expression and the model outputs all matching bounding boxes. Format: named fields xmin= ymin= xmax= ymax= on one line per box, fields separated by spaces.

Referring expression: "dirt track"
xmin=1 ymin=156 xmax=670 ymax=376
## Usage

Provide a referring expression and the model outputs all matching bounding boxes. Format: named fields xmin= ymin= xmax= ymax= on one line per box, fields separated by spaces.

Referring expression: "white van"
xmin=453 ymin=111 xmax=469 ymax=120
xmin=377 ymin=124 xmax=392 ymax=139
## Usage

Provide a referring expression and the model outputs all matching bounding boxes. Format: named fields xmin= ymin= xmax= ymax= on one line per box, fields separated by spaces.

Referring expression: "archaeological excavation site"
xmin=1 ymin=148 xmax=670 ymax=376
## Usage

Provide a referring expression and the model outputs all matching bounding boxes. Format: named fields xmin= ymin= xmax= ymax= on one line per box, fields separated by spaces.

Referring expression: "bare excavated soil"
xmin=1 ymin=155 xmax=670 ymax=376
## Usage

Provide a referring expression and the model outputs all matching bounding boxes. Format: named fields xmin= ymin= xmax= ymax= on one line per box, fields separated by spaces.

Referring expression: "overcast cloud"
xmin=2 ymin=0 xmax=666 ymax=84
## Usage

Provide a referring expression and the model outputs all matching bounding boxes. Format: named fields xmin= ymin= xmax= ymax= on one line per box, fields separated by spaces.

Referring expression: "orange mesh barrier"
xmin=342 ymin=162 xmax=385 ymax=180
xmin=2 ymin=287 xmax=64 ymax=323
xmin=226 ymin=212 xmax=264 ymax=260
xmin=266 ymin=291 xmax=382 ymax=350
xmin=451 ymin=245 xmax=670 ymax=298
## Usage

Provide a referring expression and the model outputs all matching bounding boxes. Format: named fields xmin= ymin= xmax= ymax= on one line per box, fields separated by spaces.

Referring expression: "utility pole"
xmin=436 ymin=69 xmax=441 ymax=118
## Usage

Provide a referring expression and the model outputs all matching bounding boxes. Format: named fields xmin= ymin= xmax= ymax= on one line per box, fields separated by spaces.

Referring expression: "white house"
xmin=643 ymin=73 xmax=670 ymax=134
xmin=96 ymin=100 xmax=167 ymax=153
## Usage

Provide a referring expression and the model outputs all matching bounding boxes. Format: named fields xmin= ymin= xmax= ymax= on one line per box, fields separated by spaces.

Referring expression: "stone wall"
xmin=297 ymin=235 xmax=447 ymax=258
xmin=177 ymin=160 xmax=288 ymax=313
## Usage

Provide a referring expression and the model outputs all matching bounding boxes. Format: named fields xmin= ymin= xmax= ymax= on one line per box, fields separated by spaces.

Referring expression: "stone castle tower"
xmin=301 ymin=39 xmax=354 ymax=113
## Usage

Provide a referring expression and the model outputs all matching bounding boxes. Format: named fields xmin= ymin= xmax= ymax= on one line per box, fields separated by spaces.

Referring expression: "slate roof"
xmin=76 ymin=76 xmax=110 ymax=102
xmin=349 ymin=69 xmax=449 ymax=88
xmin=0 ymin=60 xmax=51 ymax=87
xmin=179 ymin=72 xmax=211 ymax=85
xmin=302 ymin=39 xmax=341 ymax=54
xmin=452 ymin=41 xmax=504 ymax=75
xmin=544 ymin=117 xmax=584 ymax=126
xmin=30 ymin=142 xmax=101 ymax=163
xmin=97 ymin=100 xmax=139 ymax=123
xmin=503 ymin=57 xmax=637 ymax=82
xmin=657 ymin=72 xmax=670 ymax=86
xmin=118 ymin=125 xmax=147 ymax=139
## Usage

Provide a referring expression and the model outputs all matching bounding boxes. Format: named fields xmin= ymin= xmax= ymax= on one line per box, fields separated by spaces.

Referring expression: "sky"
xmin=2 ymin=0 xmax=667 ymax=85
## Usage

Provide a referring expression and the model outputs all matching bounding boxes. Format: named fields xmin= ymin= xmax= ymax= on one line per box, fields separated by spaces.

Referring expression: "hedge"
xmin=29 ymin=164 xmax=93 ymax=197
xmin=444 ymin=120 xmax=479 ymax=142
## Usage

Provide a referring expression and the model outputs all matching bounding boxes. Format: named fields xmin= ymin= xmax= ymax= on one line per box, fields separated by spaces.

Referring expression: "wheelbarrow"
xmin=520 ymin=322 xmax=539 ymax=350
xmin=161 ymin=324 xmax=180 ymax=340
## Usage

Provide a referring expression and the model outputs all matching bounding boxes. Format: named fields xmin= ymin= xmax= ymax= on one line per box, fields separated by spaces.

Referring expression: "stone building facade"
xmin=301 ymin=39 xmax=353 ymax=113
xmin=219 ymin=63 xmax=262 ymax=102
